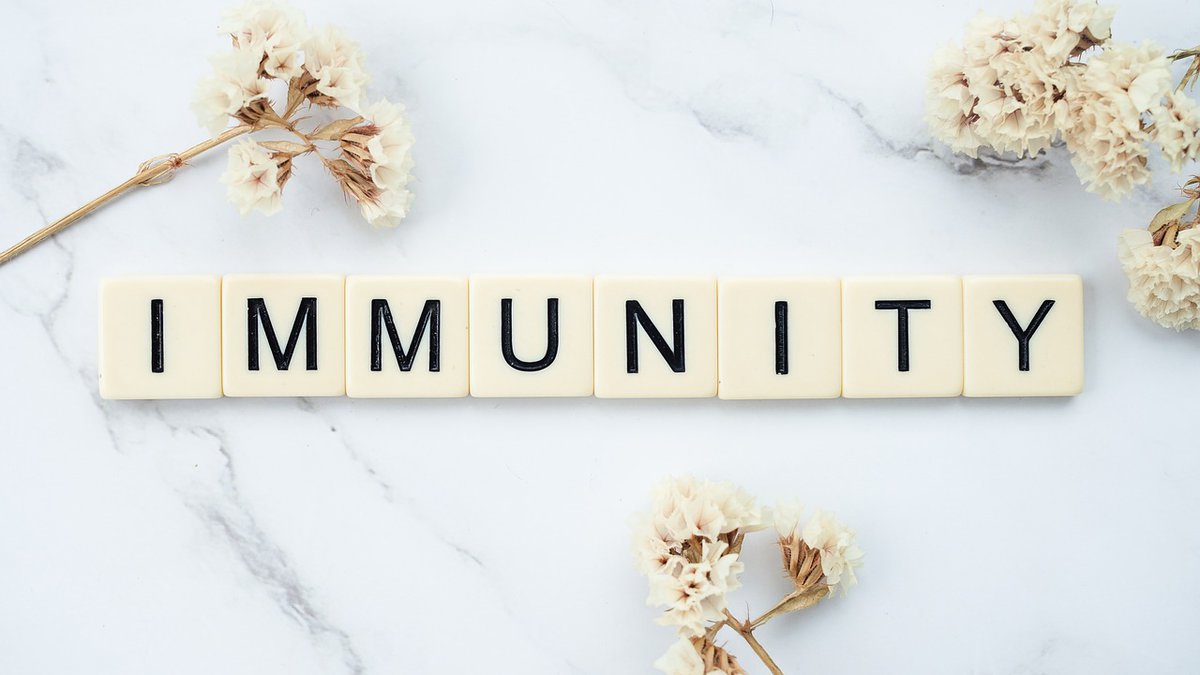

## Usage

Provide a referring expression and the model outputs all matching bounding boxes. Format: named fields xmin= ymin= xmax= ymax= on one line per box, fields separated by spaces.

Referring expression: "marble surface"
xmin=2 ymin=0 xmax=1199 ymax=672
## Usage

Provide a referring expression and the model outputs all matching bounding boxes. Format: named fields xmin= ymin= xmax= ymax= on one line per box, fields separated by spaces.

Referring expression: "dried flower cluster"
xmin=927 ymin=0 xmax=1199 ymax=201
xmin=634 ymin=477 xmax=862 ymax=675
xmin=1119 ymin=179 xmax=1200 ymax=330
xmin=195 ymin=0 xmax=414 ymax=226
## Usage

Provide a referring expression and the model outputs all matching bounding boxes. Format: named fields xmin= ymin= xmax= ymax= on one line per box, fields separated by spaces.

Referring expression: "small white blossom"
xmin=772 ymin=499 xmax=804 ymax=540
xmin=654 ymin=638 xmax=705 ymax=675
xmin=219 ymin=0 xmax=308 ymax=79
xmin=1118 ymin=227 xmax=1200 ymax=330
xmin=1027 ymin=0 xmax=1115 ymax=62
xmin=802 ymin=510 xmax=864 ymax=596
xmin=193 ymin=48 xmax=271 ymax=135
xmin=220 ymin=139 xmax=288 ymax=216
xmin=926 ymin=44 xmax=984 ymax=158
xmin=357 ymin=99 xmax=415 ymax=192
xmin=358 ymin=187 xmax=413 ymax=228
xmin=1062 ymin=42 xmax=1171 ymax=200
xmin=303 ymin=25 xmax=371 ymax=110
xmin=1152 ymin=91 xmax=1200 ymax=173
xmin=648 ymin=540 xmax=744 ymax=637
xmin=962 ymin=12 xmax=1063 ymax=157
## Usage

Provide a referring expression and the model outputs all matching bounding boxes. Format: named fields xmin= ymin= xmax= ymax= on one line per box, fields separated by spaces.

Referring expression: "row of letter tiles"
xmin=97 ymin=274 xmax=1084 ymax=400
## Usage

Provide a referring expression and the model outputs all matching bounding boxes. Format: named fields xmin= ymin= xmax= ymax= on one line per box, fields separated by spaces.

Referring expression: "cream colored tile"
xmin=98 ymin=276 xmax=222 ymax=400
xmin=345 ymin=276 xmax=469 ymax=398
xmin=594 ymin=277 xmax=717 ymax=398
xmin=963 ymin=275 xmax=1083 ymax=397
xmin=718 ymin=277 xmax=841 ymax=399
xmin=469 ymin=276 xmax=593 ymax=397
xmin=842 ymin=276 xmax=963 ymax=398
xmin=222 ymin=274 xmax=345 ymax=397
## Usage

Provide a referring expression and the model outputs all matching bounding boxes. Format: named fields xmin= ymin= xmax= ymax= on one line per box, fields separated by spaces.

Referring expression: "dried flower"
xmin=802 ymin=510 xmax=864 ymax=596
xmin=301 ymin=25 xmax=371 ymax=110
xmin=1027 ymin=0 xmax=1115 ymax=62
xmin=1152 ymin=91 xmax=1200 ymax=173
xmin=634 ymin=480 xmax=861 ymax=674
xmin=220 ymin=139 xmax=292 ymax=216
xmin=773 ymin=502 xmax=863 ymax=600
xmin=961 ymin=12 xmax=1063 ymax=157
xmin=925 ymin=1 xmax=1200 ymax=203
xmin=1062 ymin=42 xmax=1172 ymax=200
xmin=647 ymin=539 xmax=744 ymax=637
xmin=1119 ymin=227 xmax=1200 ymax=330
xmin=655 ymin=637 xmax=746 ymax=675
xmin=218 ymin=0 xmax=308 ymax=79
xmin=192 ymin=48 xmax=271 ymax=135
xmin=926 ymin=44 xmax=984 ymax=158
xmin=634 ymin=476 xmax=761 ymax=637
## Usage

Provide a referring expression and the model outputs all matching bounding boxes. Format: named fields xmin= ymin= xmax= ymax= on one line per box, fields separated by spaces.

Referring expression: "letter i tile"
xmin=99 ymin=276 xmax=222 ymax=400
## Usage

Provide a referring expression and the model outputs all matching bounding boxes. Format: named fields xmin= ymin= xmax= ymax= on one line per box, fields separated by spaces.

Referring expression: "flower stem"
xmin=722 ymin=609 xmax=784 ymax=675
xmin=0 ymin=124 xmax=253 ymax=267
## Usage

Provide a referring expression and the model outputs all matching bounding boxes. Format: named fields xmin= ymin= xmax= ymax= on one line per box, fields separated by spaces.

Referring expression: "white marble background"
xmin=2 ymin=0 xmax=1199 ymax=672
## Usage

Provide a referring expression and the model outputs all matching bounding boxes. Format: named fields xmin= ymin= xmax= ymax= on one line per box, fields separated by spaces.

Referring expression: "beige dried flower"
xmin=654 ymin=637 xmax=747 ymax=675
xmin=962 ymin=12 xmax=1062 ymax=157
xmin=927 ymin=44 xmax=985 ymax=158
xmin=1119 ymin=225 xmax=1200 ymax=330
xmin=192 ymin=48 xmax=272 ymax=135
xmin=1152 ymin=91 xmax=1200 ymax=173
xmin=192 ymin=0 xmax=415 ymax=226
xmin=219 ymin=0 xmax=308 ymax=79
xmin=1027 ymin=0 xmax=1115 ymax=62
xmin=634 ymin=481 xmax=861 ymax=675
xmin=1061 ymin=42 xmax=1172 ymax=200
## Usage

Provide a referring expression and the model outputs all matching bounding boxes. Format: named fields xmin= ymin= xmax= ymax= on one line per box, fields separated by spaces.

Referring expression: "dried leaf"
xmin=1149 ymin=198 xmax=1197 ymax=233
xmin=258 ymin=140 xmax=311 ymax=155
xmin=774 ymin=586 xmax=829 ymax=614
xmin=311 ymin=117 xmax=365 ymax=141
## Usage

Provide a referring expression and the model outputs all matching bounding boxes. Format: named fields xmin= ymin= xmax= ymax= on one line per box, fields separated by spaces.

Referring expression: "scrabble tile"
xmin=718 ymin=277 xmax=841 ymax=399
xmin=345 ymin=276 xmax=469 ymax=398
xmin=963 ymin=275 xmax=1084 ymax=397
xmin=469 ymin=276 xmax=593 ymax=397
xmin=98 ymin=276 xmax=222 ymax=400
xmin=594 ymin=277 xmax=717 ymax=398
xmin=842 ymin=276 xmax=963 ymax=398
xmin=222 ymin=274 xmax=345 ymax=397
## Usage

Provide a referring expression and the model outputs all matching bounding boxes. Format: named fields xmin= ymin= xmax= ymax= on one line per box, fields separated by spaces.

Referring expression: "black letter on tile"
xmin=371 ymin=299 xmax=440 ymax=372
xmin=775 ymin=301 xmax=789 ymax=375
xmin=993 ymin=299 xmax=1055 ymax=372
xmin=150 ymin=298 xmax=164 ymax=373
xmin=501 ymin=298 xmax=559 ymax=371
xmin=247 ymin=297 xmax=318 ymax=371
xmin=626 ymin=300 xmax=686 ymax=373
xmin=875 ymin=300 xmax=932 ymax=372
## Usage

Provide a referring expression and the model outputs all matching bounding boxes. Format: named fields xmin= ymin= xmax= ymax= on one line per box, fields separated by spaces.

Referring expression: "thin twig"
xmin=0 ymin=124 xmax=253 ymax=267
xmin=723 ymin=609 xmax=784 ymax=675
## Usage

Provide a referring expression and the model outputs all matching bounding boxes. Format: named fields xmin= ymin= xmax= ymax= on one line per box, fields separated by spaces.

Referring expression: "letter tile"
xmin=594 ymin=277 xmax=717 ymax=398
xmin=469 ymin=276 xmax=593 ymax=397
xmin=842 ymin=276 xmax=963 ymax=398
xmin=99 ymin=276 xmax=222 ymax=400
xmin=718 ymin=277 xmax=841 ymax=399
xmin=963 ymin=275 xmax=1084 ymax=397
xmin=345 ymin=276 xmax=469 ymax=398
xmin=222 ymin=274 xmax=345 ymax=397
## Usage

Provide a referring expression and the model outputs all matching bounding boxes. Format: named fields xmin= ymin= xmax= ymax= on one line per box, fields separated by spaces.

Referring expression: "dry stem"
xmin=721 ymin=609 xmax=784 ymax=675
xmin=0 ymin=124 xmax=253 ymax=266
